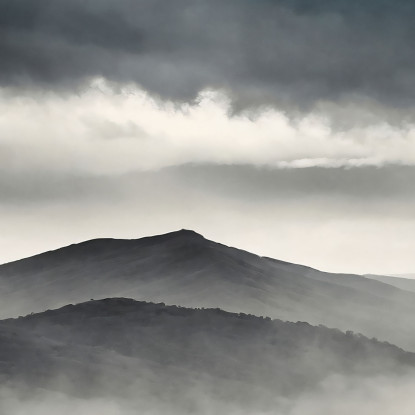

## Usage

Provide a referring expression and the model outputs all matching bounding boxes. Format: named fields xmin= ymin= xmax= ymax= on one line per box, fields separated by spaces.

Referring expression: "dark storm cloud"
xmin=1 ymin=0 xmax=415 ymax=116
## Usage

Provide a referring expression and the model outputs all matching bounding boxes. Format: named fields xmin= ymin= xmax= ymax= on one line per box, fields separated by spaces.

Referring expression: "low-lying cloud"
xmin=2 ymin=373 xmax=415 ymax=415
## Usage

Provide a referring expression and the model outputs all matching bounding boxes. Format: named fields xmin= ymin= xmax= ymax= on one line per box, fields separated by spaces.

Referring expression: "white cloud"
xmin=1 ymin=80 xmax=415 ymax=176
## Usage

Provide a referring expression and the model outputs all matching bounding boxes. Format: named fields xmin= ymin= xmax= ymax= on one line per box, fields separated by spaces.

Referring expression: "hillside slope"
xmin=1 ymin=298 xmax=414 ymax=414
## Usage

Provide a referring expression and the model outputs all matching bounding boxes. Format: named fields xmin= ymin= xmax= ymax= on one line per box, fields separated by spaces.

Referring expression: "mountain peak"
xmin=159 ymin=229 xmax=205 ymax=240
xmin=176 ymin=229 xmax=204 ymax=237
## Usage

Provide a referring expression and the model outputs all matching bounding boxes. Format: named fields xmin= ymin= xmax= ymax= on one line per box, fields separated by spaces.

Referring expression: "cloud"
xmin=171 ymin=164 xmax=415 ymax=204
xmin=1 ymin=84 xmax=415 ymax=175
xmin=1 ymin=0 xmax=415 ymax=121
xmin=2 ymin=162 xmax=415 ymax=207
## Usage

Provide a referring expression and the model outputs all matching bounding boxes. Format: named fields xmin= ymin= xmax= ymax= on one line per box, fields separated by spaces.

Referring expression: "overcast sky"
xmin=0 ymin=0 xmax=414 ymax=274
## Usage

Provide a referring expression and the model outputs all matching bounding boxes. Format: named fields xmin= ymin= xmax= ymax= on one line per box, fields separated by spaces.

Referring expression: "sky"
xmin=0 ymin=0 xmax=414 ymax=274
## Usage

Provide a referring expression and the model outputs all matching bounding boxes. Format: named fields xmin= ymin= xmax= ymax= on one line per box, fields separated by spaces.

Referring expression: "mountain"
xmin=1 ymin=298 xmax=414 ymax=414
xmin=366 ymin=274 xmax=415 ymax=293
xmin=1 ymin=229 xmax=415 ymax=350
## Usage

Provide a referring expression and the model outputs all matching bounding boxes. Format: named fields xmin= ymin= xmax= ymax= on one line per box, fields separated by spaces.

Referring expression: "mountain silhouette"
xmin=1 ymin=229 xmax=415 ymax=350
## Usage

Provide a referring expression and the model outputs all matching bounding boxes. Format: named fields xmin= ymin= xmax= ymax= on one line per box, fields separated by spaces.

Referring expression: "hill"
xmin=1 ymin=298 xmax=414 ymax=414
xmin=366 ymin=274 xmax=415 ymax=293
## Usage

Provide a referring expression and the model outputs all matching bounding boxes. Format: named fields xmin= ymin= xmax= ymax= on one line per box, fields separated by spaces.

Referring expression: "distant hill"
xmin=0 ymin=298 xmax=413 ymax=414
xmin=366 ymin=274 xmax=415 ymax=293
xmin=1 ymin=229 xmax=415 ymax=350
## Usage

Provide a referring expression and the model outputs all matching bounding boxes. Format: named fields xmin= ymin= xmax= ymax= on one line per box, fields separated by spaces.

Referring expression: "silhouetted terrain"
xmin=1 ymin=230 xmax=415 ymax=350
xmin=1 ymin=298 xmax=414 ymax=414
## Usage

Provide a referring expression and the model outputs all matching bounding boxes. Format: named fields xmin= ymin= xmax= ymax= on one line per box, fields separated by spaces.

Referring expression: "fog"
xmin=3 ymin=375 xmax=415 ymax=415
xmin=285 ymin=374 xmax=415 ymax=415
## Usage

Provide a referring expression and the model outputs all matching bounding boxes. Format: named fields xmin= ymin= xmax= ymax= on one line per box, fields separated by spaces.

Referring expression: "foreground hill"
xmin=1 ymin=230 xmax=415 ymax=350
xmin=0 ymin=298 xmax=414 ymax=414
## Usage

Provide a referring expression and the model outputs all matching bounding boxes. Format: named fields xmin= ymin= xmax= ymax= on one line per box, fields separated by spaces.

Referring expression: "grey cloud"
xmin=1 ymin=164 xmax=414 ymax=206
xmin=171 ymin=164 xmax=415 ymax=202
xmin=0 ymin=169 xmax=123 ymax=205
xmin=1 ymin=0 xmax=415 ymax=120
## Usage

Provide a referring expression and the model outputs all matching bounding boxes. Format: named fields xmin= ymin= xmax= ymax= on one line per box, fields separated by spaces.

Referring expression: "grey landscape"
xmin=1 ymin=0 xmax=414 ymax=413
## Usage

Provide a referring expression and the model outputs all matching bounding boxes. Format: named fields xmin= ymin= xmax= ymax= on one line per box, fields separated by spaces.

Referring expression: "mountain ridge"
xmin=1 ymin=298 xmax=413 ymax=395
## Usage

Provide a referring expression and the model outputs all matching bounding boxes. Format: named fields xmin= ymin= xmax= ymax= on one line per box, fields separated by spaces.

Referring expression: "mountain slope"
xmin=1 ymin=229 xmax=415 ymax=350
xmin=1 ymin=298 xmax=414 ymax=414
